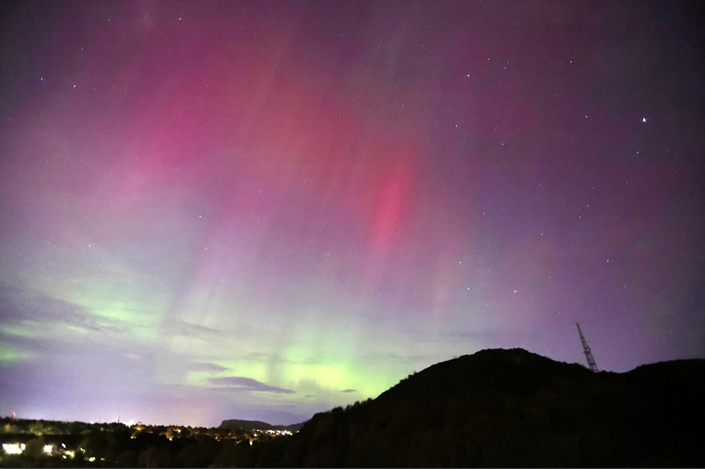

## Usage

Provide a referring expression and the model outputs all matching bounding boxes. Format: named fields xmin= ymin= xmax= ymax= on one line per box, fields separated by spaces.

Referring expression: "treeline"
xmin=1 ymin=418 xmax=129 ymax=437
xmin=0 ymin=418 xmax=217 ymax=439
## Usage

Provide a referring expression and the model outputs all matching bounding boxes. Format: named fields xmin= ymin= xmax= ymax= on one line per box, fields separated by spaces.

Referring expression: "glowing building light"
xmin=43 ymin=444 xmax=53 ymax=454
xmin=2 ymin=443 xmax=23 ymax=454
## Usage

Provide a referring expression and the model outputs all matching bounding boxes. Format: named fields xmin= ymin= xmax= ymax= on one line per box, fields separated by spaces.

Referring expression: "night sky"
xmin=1 ymin=0 xmax=704 ymax=427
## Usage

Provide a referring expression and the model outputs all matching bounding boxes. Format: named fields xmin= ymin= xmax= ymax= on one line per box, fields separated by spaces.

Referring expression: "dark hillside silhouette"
xmin=238 ymin=348 xmax=705 ymax=467
xmin=219 ymin=419 xmax=304 ymax=433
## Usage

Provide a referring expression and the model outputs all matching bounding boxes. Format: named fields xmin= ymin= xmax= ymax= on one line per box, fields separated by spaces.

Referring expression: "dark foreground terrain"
xmin=245 ymin=348 xmax=705 ymax=467
xmin=2 ymin=348 xmax=703 ymax=467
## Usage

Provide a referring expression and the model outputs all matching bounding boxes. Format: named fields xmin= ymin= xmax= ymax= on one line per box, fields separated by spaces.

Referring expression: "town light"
xmin=43 ymin=444 xmax=53 ymax=454
xmin=2 ymin=443 xmax=23 ymax=454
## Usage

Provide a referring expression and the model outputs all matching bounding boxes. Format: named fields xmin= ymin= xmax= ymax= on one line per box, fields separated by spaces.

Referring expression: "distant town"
xmin=0 ymin=415 xmax=295 ymax=467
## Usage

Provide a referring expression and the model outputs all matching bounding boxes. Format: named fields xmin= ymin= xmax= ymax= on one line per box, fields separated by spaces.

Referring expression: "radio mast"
xmin=576 ymin=322 xmax=598 ymax=372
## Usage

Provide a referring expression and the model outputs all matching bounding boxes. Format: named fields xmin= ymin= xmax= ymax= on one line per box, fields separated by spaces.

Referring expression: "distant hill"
xmin=219 ymin=419 xmax=304 ymax=433
xmin=235 ymin=348 xmax=705 ymax=467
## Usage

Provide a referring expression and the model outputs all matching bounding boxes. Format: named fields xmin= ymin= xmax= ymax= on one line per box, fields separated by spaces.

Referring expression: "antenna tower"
xmin=576 ymin=322 xmax=598 ymax=372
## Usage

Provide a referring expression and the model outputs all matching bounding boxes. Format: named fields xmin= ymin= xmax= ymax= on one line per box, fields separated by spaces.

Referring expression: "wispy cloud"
xmin=187 ymin=362 xmax=228 ymax=372
xmin=209 ymin=376 xmax=294 ymax=394
xmin=0 ymin=292 xmax=125 ymax=335
xmin=166 ymin=320 xmax=226 ymax=339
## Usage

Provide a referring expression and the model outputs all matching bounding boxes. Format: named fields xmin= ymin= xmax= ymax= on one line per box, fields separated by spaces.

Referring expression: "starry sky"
xmin=1 ymin=0 xmax=704 ymax=427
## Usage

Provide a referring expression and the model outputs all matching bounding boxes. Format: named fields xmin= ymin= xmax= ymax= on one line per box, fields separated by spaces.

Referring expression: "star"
xmin=642 ymin=117 xmax=647 ymax=123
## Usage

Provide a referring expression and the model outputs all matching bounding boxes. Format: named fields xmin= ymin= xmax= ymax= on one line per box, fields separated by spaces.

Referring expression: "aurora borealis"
xmin=1 ymin=0 xmax=703 ymax=427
